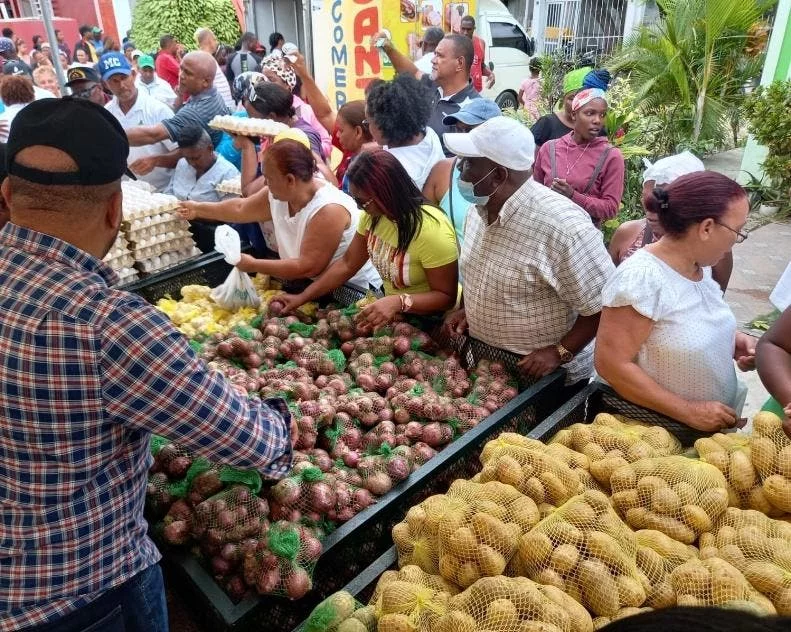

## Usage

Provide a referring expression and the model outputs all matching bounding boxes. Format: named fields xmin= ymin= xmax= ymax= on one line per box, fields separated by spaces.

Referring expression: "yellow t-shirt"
xmin=357 ymin=204 xmax=458 ymax=296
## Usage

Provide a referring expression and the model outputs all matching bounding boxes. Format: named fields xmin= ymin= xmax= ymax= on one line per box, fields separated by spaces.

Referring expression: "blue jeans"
xmin=23 ymin=564 xmax=169 ymax=632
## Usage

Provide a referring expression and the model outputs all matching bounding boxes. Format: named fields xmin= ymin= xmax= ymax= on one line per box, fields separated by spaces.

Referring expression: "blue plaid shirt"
xmin=0 ymin=223 xmax=293 ymax=629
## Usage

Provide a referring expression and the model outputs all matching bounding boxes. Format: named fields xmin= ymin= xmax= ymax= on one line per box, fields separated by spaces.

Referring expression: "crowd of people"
xmin=0 ymin=17 xmax=790 ymax=632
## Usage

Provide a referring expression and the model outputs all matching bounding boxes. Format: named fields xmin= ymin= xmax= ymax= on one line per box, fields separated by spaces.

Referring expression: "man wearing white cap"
xmin=443 ymin=117 xmax=614 ymax=386
xmin=608 ymin=151 xmax=733 ymax=291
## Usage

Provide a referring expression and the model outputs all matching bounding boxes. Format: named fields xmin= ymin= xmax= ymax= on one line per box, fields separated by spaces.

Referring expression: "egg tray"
xmin=216 ymin=177 xmax=242 ymax=196
xmin=208 ymin=115 xmax=289 ymax=138
xmin=136 ymin=246 xmax=203 ymax=274
xmin=133 ymin=238 xmax=196 ymax=262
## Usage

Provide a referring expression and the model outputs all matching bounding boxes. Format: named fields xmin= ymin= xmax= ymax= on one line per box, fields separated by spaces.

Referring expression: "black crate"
xmin=121 ymin=252 xmax=234 ymax=303
xmin=162 ymin=369 xmax=567 ymax=632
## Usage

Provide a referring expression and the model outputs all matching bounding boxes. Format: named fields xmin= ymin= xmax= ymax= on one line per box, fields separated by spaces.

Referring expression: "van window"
xmin=489 ymin=21 xmax=529 ymax=53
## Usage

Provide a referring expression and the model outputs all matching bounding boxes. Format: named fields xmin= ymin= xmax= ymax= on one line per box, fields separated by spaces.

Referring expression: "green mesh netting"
xmin=327 ymin=349 xmax=347 ymax=372
xmin=340 ymin=304 xmax=360 ymax=317
xmin=168 ymin=457 xmax=212 ymax=498
xmin=288 ymin=322 xmax=317 ymax=337
xmin=150 ymin=435 xmax=169 ymax=456
xmin=300 ymin=466 xmax=325 ymax=483
xmin=188 ymin=339 xmax=204 ymax=355
xmin=267 ymin=523 xmax=301 ymax=560
xmin=373 ymin=355 xmax=391 ymax=368
xmin=277 ymin=361 xmax=298 ymax=369
xmin=250 ymin=314 xmax=263 ymax=329
xmin=219 ymin=465 xmax=263 ymax=494
xmin=233 ymin=325 xmax=256 ymax=340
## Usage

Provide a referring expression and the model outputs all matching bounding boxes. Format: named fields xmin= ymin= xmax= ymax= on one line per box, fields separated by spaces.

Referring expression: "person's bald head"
xmin=195 ymin=27 xmax=218 ymax=53
xmin=179 ymin=51 xmax=216 ymax=96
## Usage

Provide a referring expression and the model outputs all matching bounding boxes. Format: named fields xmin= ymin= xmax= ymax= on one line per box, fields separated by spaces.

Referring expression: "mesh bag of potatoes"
xmin=610 ymin=456 xmax=730 ymax=544
xmin=750 ymin=411 xmax=791 ymax=514
xmin=303 ymin=590 xmax=376 ymax=632
xmin=551 ymin=414 xmax=682 ymax=490
xmin=695 ymin=433 xmax=780 ymax=515
xmin=433 ymin=575 xmax=594 ymax=632
xmin=476 ymin=442 xmax=585 ymax=520
xmin=634 ymin=529 xmax=699 ymax=609
xmin=393 ymin=494 xmax=470 ymax=575
xmin=480 ymin=431 xmax=602 ymax=493
xmin=669 ymin=555 xmax=776 ymax=614
xmin=369 ymin=564 xmax=459 ymax=632
xmin=517 ymin=489 xmax=648 ymax=618
xmin=435 ymin=479 xmax=541 ymax=588
xmin=698 ymin=507 xmax=791 ymax=615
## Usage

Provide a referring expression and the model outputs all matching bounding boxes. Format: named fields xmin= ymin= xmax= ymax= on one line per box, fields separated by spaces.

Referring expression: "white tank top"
xmin=267 ymin=180 xmax=381 ymax=290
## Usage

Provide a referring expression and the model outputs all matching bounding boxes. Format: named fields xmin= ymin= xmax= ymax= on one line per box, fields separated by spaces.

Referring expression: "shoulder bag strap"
xmin=583 ymin=146 xmax=613 ymax=194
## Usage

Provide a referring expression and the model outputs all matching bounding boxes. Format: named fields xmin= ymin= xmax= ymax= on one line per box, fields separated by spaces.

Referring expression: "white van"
xmin=476 ymin=0 xmax=535 ymax=109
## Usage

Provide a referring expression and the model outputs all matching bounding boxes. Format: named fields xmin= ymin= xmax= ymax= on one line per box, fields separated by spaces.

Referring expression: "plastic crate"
xmin=121 ymin=252 xmax=234 ymax=303
xmin=161 ymin=369 xmax=566 ymax=632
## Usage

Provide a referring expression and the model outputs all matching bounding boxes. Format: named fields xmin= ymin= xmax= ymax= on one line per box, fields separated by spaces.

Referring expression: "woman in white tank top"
xmin=177 ymin=139 xmax=380 ymax=290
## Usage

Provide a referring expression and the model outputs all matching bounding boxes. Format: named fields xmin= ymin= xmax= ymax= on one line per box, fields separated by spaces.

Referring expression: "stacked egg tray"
xmin=118 ymin=183 xmax=201 ymax=276
xmin=208 ymin=115 xmax=288 ymax=137
xmin=103 ymin=232 xmax=139 ymax=284
xmin=216 ymin=176 xmax=242 ymax=196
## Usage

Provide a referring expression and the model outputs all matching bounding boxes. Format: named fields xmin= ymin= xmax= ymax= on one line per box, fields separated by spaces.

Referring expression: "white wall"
xmin=113 ymin=0 xmax=133 ymax=40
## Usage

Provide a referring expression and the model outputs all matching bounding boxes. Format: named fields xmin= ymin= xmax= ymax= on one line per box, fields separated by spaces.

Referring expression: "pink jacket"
xmin=533 ymin=132 xmax=625 ymax=223
xmin=293 ymin=95 xmax=332 ymax=159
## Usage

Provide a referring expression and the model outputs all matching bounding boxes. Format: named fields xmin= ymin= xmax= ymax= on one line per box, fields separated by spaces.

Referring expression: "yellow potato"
xmin=550 ymin=520 xmax=585 ymax=548
xmin=743 ymin=561 xmax=787 ymax=595
xmin=616 ymin=574 xmax=646 ymax=608
xmin=647 ymin=577 xmax=677 ymax=609
xmin=509 ymin=495 xmax=541 ymax=532
xmin=778 ymin=446 xmax=791 ymax=479
xmin=587 ymin=531 xmax=629 ymax=570
xmin=612 ymin=490 xmax=641 ymax=512
xmin=378 ymin=614 xmax=416 ymax=632
xmin=470 ymin=512 xmax=511 ymax=550
xmin=562 ymin=497 xmax=598 ymax=527
xmin=540 ymin=584 xmax=595 ymax=632
xmin=540 ymin=471 xmax=571 ymax=506
xmin=763 ymin=475 xmax=791 ymax=513
xmin=643 ymin=512 xmax=696 ymax=544
xmin=698 ymin=487 xmax=729 ymax=518
xmin=550 ymin=543 xmax=581 ymax=576
xmin=520 ymin=532 xmax=554 ymax=572
xmin=380 ymin=581 xmax=424 ymax=615
xmin=673 ymin=481 xmax=699 ymax=506
xmin=534 ymin=567 xmax=566 ymax=591
xmin=455 ymin=560 xmax=481 ymax=588
xmin=680 ymin=504 xmax=713 ymax=534
xmin=579 ymin=559 xmax=621 ymax=616
xmin=393 ymin=522 xmax=414 ymax=552
xmin=754 ymin=411 xmax=784 ymax=435
xmin=671 ymin=561 xmax=711 ymax=598
xmin=477 ymin=544 xmax=507 ymax=576
xmin=729 ymin=450 xmax=757 ymax=491
xmin=447 ymin=526 xmax=478 ymax=559
xmin=610 ymin=465 xmax=637 ymax=491
xmin=625 ymin=507 xmax=650 ymax=530
xmin=484 ymin=598 xmax=520 ymax=630
xmin=494 ymin=455 xmax=527 ymax=489
xmin=651 ymin=487 xmax=682 ymax=515
xmin=524 ymin=477 xmax=547 ymax=505
xmin=750 ymin=437 xmax=777 ymax=478
xmin=636 ymin=546 xmax=666 ymax=585
xmin=434 ymin=611 xmax=477 ymax=632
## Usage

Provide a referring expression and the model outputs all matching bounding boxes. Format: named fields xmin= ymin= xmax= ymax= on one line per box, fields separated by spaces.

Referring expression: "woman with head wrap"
xmin=261 ymin=56 xmax=332 ymax=158
xmin=533 ymin=87 xmax=625 ymax=225
xmin=530 ymin=66 xmax=608 ymax=147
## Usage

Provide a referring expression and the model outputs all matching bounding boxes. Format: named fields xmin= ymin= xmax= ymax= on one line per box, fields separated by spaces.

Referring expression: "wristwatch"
xmin=556 ymin=343 xmax=574 ymax=364
xmin=399 ymin=293 xmax=414 ymax=313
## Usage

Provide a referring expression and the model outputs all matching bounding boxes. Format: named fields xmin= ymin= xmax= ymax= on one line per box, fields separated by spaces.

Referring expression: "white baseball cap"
xmin=444 ymin=116 xmax=535 ymax=170
xmin=642 ymin=151 xmax=705 ymax=185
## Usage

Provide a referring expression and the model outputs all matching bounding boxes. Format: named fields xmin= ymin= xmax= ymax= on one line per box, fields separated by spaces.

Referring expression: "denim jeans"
xmin=22 ymin=564 xmax=169 ymax=632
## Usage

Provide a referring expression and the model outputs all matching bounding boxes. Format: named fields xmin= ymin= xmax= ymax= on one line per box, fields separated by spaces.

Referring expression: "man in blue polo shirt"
xmin=123 ymin=51 xmax=229 ymax=177
xmin=373 ymin=30 xmax=479 ymax=156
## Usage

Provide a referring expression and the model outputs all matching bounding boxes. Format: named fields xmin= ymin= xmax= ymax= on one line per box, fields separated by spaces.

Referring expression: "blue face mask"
xmin=457 ymin=167 xmax=499 ymax=205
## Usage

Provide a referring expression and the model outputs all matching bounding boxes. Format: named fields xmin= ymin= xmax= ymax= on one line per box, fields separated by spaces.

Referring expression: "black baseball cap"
xmin=6 ymin=97 xmax=134 ymax=185
xmin=65 ymin=64 xmax=101 ymax=86
xmin=3 ymin=60 xmax=31 ymax=77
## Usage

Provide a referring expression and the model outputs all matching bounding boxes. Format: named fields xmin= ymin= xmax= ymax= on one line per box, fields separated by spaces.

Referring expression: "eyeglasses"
xmin=73 ymin=84 xmax=98 ymax=99
xmin=353 ymin=196 xmax=373 ymax=209
xmin=714 ymin=219 xmax=748 ymax=243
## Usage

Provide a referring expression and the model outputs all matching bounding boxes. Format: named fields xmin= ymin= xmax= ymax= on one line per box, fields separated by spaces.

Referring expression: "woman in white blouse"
xmin=594 ymin=171 xmax=757 ymax=433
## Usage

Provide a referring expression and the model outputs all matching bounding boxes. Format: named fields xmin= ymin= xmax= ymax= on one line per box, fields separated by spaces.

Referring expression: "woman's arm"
xmin=237 ymin=203 xmax=349 ymax=279
xmin=237 ymin=135 xmax=263 ymax=197
xmin=422 ymin=159 xmax=453 ymax=205
xmin=569 ymin=149 xmax=625 ymax=220
xmin=280 ymin=232 xmax=370 ymax=311
xmin=178 ymin=185 xmax=271 ymax=224
xmin=757 ymin=306 xmax=791 ymax=408
xmin=595 ymin=305 xmax=738 ymax=431
xmin=287 ymin=52 xmax=336 ymax=134
xmin=359 ymin=261 xmax=458 ymax=328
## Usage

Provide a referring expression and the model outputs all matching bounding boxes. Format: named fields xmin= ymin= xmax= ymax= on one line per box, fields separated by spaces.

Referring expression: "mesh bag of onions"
xmin=698 ymin=507 xmax=791 ymax=615
xmin=192 ymin=484 xmax=270 ymax=549
xmin=609 ymin=456 xmax=730 ymax=544
xmin=750 ymin=411 xmax=791 ymax=514
xmin=433 ymin=479 xmax=540 ymax=588
xmin=369 ymin=564 xmax=459 ymax=632
xmin=358 ymin=443 xmax=416 ymax=496
xmin=551 ymin=413 xmax=682 ymax=490
xmin=433 ymin=575 xmax=593 ymax=632
xmin=517 ymin=489 xmax=646 ymax=618
xmin=695 ymin=433 xmax=773 ymax=514
xmin=303 ymin=590 xmax=376 ymax=632
xmin=242 ymin=520 xmax=323 ymax=599
xmin=634 ymin=529 xmax=699 ymax=609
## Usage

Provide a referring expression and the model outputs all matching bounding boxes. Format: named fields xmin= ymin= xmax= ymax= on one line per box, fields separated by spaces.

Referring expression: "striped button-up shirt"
xmin=460 ymin=178 xmax=615 ymax=383
xmin=0 ymin=223 xmax=292 ymax=630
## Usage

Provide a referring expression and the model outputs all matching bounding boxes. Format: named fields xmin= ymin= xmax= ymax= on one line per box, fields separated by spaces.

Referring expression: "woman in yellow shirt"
xmin=280 ymin=150 xmax=459 ymax=327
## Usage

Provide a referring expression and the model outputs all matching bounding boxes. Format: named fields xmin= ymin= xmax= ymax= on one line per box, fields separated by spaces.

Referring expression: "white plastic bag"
xmin=210 ymin=225 xmax=261 ymax=310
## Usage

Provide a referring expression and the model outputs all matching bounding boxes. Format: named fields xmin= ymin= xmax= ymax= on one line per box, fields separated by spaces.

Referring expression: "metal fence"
xmin=537 ymin=0 xmax=628 ymax=61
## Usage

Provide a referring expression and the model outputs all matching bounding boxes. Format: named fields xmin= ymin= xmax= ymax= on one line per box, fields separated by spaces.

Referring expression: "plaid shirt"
xmin=0 ymin=223 xmax=293 ymax=630
xmin=460 ymin=179 xmax=614 ymax=383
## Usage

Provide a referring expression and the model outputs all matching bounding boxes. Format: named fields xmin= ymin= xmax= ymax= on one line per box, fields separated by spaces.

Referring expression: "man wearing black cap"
xmin=65 ymin=63 xmax=107 ymax=105
xmin=0 ymin=98 xmax=294 ymax=631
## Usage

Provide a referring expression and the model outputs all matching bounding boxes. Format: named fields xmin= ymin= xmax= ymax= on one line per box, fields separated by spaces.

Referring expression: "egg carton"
xmin=130 ymin=231 xmax=193 ymax=251
xmin=216 ymin=176 xmax=242 ymax=196
xmin=137 ymin=246 xmax=202 ymax=274
xmin=104 ymin=253 xmax=136 ymax=269
xmin=127 ymin=213 xmax=187 ymax=232
xmin=133 ymin=237 xmax=196 ymax=261
xmin=208 ymin=115 xmax=288 ymax=137
xmin=116 ymin=267 xmax=140 ymax=283
xmin=121 ymin=188 xmax=181 ymax=220
xmin=126 ymin=222 xmax=191 ymax=242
